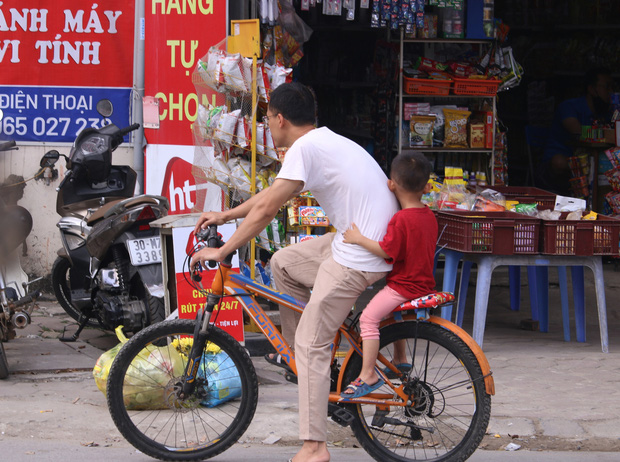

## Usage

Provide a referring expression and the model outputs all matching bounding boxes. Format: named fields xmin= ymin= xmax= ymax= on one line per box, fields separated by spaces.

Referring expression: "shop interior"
xmin=257 ymin=0 xmax=620 ymax=214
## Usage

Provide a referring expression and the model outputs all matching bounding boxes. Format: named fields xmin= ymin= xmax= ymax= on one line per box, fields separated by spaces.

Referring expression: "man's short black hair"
xmin=584 ymin=67 xmax=612 ymax=92
xmin=390 ymin=152 xmax=432 ymax=193
xmin=269 ymin=82 xmax=317 ymax=126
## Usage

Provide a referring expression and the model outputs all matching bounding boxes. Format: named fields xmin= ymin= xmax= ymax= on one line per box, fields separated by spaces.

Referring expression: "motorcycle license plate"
xmin=127 ymin=237 xmax=162 ymax=266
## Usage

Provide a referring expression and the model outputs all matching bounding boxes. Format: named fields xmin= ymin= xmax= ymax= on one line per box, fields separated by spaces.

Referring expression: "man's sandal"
xmin=264 ymin=353 xmax=293 ymax=372
xmin=340 ymin=377 xmax=385 ymax=399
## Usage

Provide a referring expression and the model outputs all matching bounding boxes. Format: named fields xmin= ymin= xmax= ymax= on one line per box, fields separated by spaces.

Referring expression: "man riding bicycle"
xmin=192 ymin=82 xmax=398 ymax=462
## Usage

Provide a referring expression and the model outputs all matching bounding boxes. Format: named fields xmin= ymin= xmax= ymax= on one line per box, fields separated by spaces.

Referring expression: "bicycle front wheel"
xmin=106 ymin=319 xmax=258 ymax=461
xmin=344 ymin=321 xmax=491 ymax=462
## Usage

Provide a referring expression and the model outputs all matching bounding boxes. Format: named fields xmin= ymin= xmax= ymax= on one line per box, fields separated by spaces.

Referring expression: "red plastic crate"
xmin=404 ymin=76 xmax=451 ymax=96
xmin=452 ymin=76 xmax=501 ymax=96
xmin=436 ymin=210 xmax=541 ymax=255
xmin=541 ymin=213 xmax=620 ymax=256
xmin=490 ymin=186 xmax=557 ymax=210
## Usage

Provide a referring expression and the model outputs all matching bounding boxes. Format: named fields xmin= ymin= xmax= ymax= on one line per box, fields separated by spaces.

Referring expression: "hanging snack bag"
xmin=209 ymin=156 xmax=232 ymax=196
xmin=443 ymin=108 xmax=471 ymax=148
xmin=409 ymin=114 xmax=436 ymax=147
xmin=256 ymin=62 xmax=271 ymax=100
xmin=227 ymin=156 xmax=252 ymax=201
xmin=264 ymin=125 xmax=278 ymax=163
xmin=236 ymin=115 xmax=250 ymax=149
xmin=201 ymin=48 xmax=225 ymax=92
xmin=221 ymin=53 xmax=245 ymax=92
xmin=255 ymin=122 xmax=266 ymax=157
xmin=271 ymin=64 xmax=293 ymax=90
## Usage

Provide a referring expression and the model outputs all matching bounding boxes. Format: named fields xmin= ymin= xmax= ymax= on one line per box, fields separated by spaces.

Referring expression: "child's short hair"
xmin=390 ymin=152 xmax=432 ymax=192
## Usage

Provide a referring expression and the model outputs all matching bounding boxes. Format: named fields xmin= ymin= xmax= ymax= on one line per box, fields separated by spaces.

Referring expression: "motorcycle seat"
xmin=87 ymin=196 xmax=162 ymax=225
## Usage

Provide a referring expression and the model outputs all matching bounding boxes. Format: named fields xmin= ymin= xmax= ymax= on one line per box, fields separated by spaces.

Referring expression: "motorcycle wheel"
xmin=145 ymin=294 xmax=165 ymax=325
xmin=51 ymin=257 xmax=99 ymax=328
xmin=0 ymin=341 xmax=9 ymax=379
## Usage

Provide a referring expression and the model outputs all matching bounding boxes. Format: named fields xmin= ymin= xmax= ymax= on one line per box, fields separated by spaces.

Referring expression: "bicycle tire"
xmin=106 ymin=319 xmax=258 ymax=461
xmin=343 ymin=321 xmax=491 ymax=462
xmin=0 ymin=341 xmax=9 ymax=379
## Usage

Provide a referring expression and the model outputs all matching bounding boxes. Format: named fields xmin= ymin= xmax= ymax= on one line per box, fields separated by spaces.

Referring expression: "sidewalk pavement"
xmin=1 ymin=262 xmax=619 ymax=459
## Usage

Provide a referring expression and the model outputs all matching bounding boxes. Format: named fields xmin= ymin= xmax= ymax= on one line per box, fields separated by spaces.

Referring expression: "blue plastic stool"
xmin=453 ymin=254 xmax=608 ymax=352
xmin=433 ymin=248 xmax=463 ymax=320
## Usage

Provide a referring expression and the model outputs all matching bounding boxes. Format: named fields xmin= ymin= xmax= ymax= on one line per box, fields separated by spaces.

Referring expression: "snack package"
xmin=256 ymin=62 xmax=271 ymax=100
xmin=473 ymin=188 xmax=506 ymax=212
xmin=216 ymin=109 xmax=240 ymax=147
xmin=236 ymin=115 xmax=250 ymax=149
xmin=410 ymin=114 xmax=436 ymax=147
xmin=271 ymin=64 xmax=293 ymax=90
xmin=264 ymin=125 xmax=278 ymax=163
xmin=201 ymin=48 xmax=226 ymax=92
xmin=255 ymin=122 xmax=266 ymax=156
xmin=415 ymin=56 xmax=449 ymax=73
xmin=299 ymin=206 xmax=330 ymax=226
xmin=438 ymin=166 xmax=472 ymax=210
xmin=469 ymin=123 xmax=485 ymax=148
xmin=429 ymin=105 xmax=457 ymax=145
xmin=208 ymin=156 xmax=232 ymax=195
xmin=227 ymin=156 xmax=252 ymax=201
xmin=221 ymin=53 xmax=245 ymax=92
xmin=514 ymin=203 xmax=537 ymax=216
xmin=443 ymin=108 xmax=471 ymax=148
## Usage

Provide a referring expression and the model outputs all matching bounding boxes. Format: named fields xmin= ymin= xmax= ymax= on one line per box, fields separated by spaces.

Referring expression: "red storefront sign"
xmin=143 ymin=0 xmax=227 ymax=146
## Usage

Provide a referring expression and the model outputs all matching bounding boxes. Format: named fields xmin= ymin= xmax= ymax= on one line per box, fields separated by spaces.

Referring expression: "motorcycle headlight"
xmin=80 ymin=136 xmax=107 ymax=155
xmin=63 ymin=232 xmax=86 ymax=250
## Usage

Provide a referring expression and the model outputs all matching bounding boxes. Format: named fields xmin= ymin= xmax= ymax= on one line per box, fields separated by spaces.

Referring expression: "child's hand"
xmin=343 ymin=223 xmax=362 ymax=244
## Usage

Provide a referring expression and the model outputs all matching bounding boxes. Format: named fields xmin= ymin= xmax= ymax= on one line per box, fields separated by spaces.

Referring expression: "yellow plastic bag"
xmin=93 ymin=326 xmax=185 ymax=410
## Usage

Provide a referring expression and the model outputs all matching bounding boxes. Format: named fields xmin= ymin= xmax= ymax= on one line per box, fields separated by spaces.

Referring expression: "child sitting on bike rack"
xmin=341 ymin=151 xmax=438 ymax=398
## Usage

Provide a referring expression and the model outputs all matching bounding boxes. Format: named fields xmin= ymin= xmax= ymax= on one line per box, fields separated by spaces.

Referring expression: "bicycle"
xmin=106 ymin=225 xmax=495 ymax=462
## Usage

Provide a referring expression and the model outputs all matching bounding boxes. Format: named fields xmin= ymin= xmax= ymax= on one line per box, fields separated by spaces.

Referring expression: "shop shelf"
xmin=489 ymin=186 xmax=557 ymax=210
xmin=452 ymin=76 xmax=501 ymax=96
xmin=436 ymin=210 xmax=541 ymax=255
xmin=541 ymin=213 xmax=620 ymax=256
xmin=403 ymin=76 xmax=452 ymax=96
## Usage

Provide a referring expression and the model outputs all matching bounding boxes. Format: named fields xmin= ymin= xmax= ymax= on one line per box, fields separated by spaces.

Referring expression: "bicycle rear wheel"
xmin=107 ymin=319 xmax=258 ymax=461
xmin=344 ymin=321 xmax=491 ymax=462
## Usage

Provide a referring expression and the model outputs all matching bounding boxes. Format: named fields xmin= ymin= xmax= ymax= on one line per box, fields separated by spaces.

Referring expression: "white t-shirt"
xmin=277 ymin=127 xmax=399 ymax=272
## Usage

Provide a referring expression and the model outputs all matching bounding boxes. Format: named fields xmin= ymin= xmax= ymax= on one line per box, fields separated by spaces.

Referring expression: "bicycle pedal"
xmin=371 ymin=408 xmax=389 ymax=427
xmin=284 ymin=372 xmax=298 ymax=385
xmin=328 ymin=403 xmax=354 ymax=427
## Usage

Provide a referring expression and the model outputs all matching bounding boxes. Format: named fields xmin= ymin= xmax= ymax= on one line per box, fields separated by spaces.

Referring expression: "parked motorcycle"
xmin=43 ymin=100 xmax=169 ymax=342
xmin=0 ymin=133 xmax=41 ymax=379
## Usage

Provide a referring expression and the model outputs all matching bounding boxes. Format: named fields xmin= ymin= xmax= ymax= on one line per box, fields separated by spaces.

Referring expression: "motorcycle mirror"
xmin=96 ymin=99 xmax=113 ymax=118
xmin=41 ymin=150 xmax=60 ymax=167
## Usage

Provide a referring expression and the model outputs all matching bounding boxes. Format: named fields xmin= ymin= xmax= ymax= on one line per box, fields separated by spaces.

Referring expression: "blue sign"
xmin=0 ymin=86 xmax=132 ymax=142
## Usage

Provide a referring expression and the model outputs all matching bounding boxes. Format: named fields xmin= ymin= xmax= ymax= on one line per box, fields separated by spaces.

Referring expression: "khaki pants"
xmin=271 ymin=233 xmax=387 ymax=441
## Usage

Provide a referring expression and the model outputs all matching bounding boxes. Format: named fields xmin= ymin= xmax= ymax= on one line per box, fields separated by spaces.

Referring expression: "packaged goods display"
xmin=298 ymin=206 xmax=330 ymax=226
xmin=443 ymin=109 xmax=471 ymax=148
xmin=409 ymin=115 xmax=437 ymax=147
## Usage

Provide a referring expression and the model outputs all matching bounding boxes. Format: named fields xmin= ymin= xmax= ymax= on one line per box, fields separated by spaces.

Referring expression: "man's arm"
xmin=562 ymin=116 xmax=582 ymax=140
xmin=194 ymin=187 xmax=272 ymax=234
xmin=191 ymin=178 xmax=302 ymax=267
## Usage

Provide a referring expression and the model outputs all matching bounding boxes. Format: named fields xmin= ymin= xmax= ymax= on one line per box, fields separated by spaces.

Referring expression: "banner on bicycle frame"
xmin=172 ymin=224 xmax=243 ymax=342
